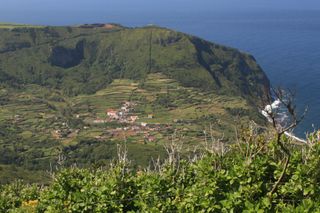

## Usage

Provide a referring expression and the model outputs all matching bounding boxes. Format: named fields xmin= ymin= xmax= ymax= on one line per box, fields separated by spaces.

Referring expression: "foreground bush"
xmin=1 ymin=132 xmax=320 ymax=212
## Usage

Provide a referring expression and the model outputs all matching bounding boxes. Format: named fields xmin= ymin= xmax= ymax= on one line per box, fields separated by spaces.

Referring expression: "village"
xmin=52 ymin=101 xmax=170 ymax=144
xmin=93 ymin=101 xmax=165 ymax=143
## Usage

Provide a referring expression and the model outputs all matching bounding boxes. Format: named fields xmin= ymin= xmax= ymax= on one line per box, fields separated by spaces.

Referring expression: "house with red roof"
xmin=106 ymin=109 xmax=119 ymax=120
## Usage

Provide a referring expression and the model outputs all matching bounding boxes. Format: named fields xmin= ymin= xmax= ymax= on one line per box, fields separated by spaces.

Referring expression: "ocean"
xmin=110 ymin=9 xmax=320 ymax=137
xmin=1 ymin=9 xmax=320 ymax=137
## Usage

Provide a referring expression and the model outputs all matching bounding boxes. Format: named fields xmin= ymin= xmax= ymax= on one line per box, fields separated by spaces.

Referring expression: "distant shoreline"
xmin=261 ymin=99 xmax=307 ymax=144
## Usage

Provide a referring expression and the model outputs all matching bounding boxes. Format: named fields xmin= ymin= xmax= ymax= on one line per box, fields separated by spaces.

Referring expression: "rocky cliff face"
xmin=0 ymin=24 xmax=270 ymax=103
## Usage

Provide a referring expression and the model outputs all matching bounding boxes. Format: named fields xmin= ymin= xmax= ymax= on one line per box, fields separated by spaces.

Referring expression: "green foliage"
xmin=0 ymin=72 xmax=256 ymax=183
xmin=0 ymin=181 xmax=40 ymax=212
xmin=0 ymin=24 xmax=271 ymax=184
xmin=0 ymin=25 xmax=269 ymax=101
xmin=153 ymin=93 xmax=177 ymax=109
xmin=1 ymin=132 xmax=320 ymax=212
xmin=37 ymin=166 xmax=138 ymax=212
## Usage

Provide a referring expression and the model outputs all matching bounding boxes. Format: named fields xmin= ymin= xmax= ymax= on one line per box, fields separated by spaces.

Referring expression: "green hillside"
xmin=0 ymin=23 xmax=43 ymax=29
xmin=0 ymin=23 xmax=269 ymax=100
xmin=0 ymin=24 xmax=270 ymax=183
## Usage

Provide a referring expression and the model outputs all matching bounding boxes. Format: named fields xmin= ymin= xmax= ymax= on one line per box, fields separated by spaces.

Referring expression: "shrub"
xmin=1 ymin=132 xmax=320 ymax=212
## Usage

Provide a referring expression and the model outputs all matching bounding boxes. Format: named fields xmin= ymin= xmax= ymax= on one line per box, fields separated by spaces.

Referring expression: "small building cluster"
xmin=105 ymin=101 xmax=138 ymax=123
xmin=81 ymin=101 xmax=169 ymax=143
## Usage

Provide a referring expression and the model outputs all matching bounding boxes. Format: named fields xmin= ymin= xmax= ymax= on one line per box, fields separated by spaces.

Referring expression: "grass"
xmin=0 ymin=22 xmax=43 ymax=29
xmin=0 ymin=23 xmax=269 ymax=183
xmin=0 ymin=73 xmax=258 ymax=183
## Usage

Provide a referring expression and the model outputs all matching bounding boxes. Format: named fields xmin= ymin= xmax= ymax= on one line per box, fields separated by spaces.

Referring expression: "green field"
xmin=0 ymin=23 xmax=43 ymax=29
xmin=0 ymin=73 xmax=264 ymax=183
xmin=0 ymin=23 xmax=270 ymax=183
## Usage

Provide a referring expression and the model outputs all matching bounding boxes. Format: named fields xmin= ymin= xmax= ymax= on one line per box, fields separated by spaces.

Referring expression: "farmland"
xmin=0 ymin=73 xmax=264 ymax=183
xmin=0 ymin=24 xmax=270 ymax=183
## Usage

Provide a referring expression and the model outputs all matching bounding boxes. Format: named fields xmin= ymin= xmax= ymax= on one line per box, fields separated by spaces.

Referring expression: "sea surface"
xmin=1 ymin=9 xmax=320 ymax=137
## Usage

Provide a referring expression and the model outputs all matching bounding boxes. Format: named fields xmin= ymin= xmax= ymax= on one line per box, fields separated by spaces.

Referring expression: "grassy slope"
xmin=0 ymin=73 xmax=264 ymax=183
xmin=0 ymin=25 xmax=269 ymax=101
xmin=0 ymin=24 xmax=269 ymax=183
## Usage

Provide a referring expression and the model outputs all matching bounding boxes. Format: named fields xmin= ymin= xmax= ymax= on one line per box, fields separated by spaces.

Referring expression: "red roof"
xmin=106 ymin=109 xmax=117 ymax=113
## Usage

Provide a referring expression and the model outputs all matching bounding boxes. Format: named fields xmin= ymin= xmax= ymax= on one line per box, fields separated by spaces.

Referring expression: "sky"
xmin=1 ymin=0 xmax=320 ymax=11
xmin=0 ymin=0 xmax=320 ymax=25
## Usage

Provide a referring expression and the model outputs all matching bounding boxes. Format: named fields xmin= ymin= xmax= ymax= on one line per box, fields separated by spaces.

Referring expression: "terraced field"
xmin=0 ymin=73 xmax=264 ymax=183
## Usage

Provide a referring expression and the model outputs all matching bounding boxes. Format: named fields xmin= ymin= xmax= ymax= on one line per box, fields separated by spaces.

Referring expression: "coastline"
xmin=261 ymin=99 xmax=307 ymax=144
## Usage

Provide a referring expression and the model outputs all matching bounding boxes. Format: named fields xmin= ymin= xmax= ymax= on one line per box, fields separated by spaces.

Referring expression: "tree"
xmin=263 ymin=87 xmax=308 ymax=198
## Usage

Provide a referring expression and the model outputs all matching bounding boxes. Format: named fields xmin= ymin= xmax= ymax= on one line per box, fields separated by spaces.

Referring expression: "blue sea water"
xmin=161 ymin=10 xmax=320 ymax=138
xmin=1 ymin=9 xmax=319 ymax=137
xmin=174 ymin=10 xmax=320 ymax=137
xmin=106 ymin=10 xmax=320 ymax=137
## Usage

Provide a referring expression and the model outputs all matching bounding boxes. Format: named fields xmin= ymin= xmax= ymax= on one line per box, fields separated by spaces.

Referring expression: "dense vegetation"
xmin=1 ymin=128 xmax=319 ymax=212
xmin=0 ymin=23 xmax=269 ymax=99
xmin=0 ymin=72 xmax=266 ymax=183
xmin=0 ymin=23 xmax=271 ymax=183
xmin=5 ymin=23 xmax=319 ymax=212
